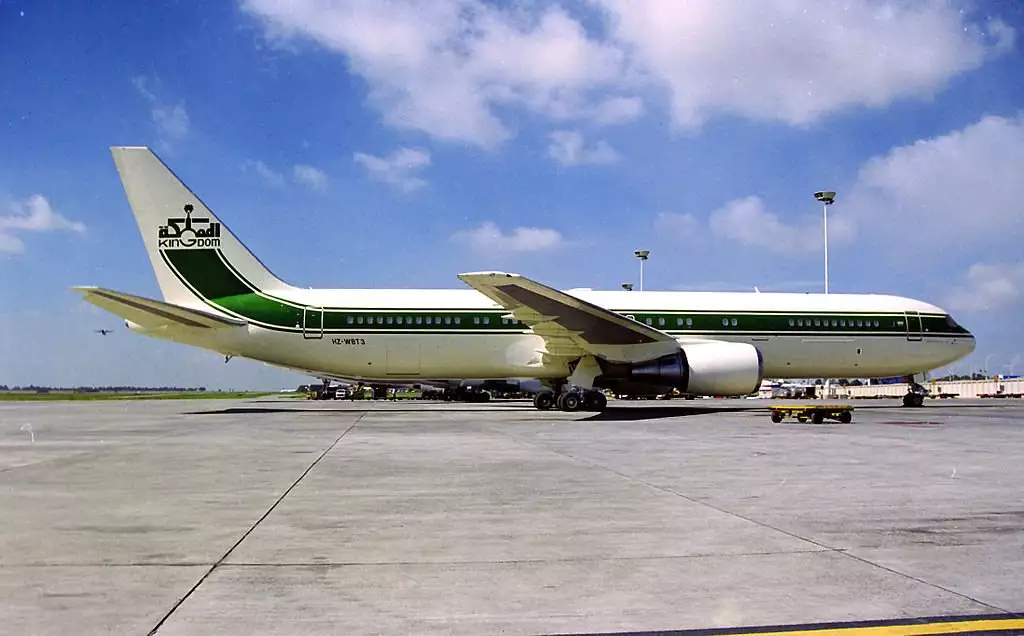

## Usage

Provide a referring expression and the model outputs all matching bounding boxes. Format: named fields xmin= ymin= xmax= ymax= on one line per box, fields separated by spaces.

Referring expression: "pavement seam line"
xmin=147 ymin=412 xmax=366 ymax=636
xmin=491 ymin=425 xmax=1008 ymax=613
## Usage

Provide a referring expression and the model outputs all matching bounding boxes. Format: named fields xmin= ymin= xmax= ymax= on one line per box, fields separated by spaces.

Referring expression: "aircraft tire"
xmin=560 ymin=392 xmax=582 ymax=412
xmin=902 ymin=393 xmax=924 ymax=408
xmin=587 ymin=391 xmax=607 ymax=411
xmin=533 ymin=391 xmax=555 ymax=410
xmin=811 ymin=411 xmax=824 ymax=424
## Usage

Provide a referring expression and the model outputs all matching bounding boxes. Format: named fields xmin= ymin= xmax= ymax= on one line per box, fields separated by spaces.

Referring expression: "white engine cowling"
xmin=626 ymin=341 xmax=763 ymax=396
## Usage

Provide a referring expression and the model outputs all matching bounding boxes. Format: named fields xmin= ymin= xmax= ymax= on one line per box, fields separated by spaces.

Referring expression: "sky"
xmin=1 ymin=0 xmax=1023 ymax=388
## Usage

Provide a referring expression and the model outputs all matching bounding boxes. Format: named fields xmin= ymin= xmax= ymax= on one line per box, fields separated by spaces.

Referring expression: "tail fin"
xmin=110 ymin=146 xmax=291 ymax=307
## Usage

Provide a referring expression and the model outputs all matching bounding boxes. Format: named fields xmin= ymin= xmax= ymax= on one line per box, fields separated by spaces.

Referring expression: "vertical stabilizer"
xmin=110 ymin=146 xmax=291 ymax=307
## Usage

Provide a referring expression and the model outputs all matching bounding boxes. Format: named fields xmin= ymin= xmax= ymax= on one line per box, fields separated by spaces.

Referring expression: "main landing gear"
xmin=533 ymin=389 xmax=607 ymax=412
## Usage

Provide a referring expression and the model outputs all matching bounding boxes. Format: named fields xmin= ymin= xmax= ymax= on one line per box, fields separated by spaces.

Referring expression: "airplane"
xmin=74 ymin=147 xmax=976 ymax=412
xmin=94 ymin=329 xmax=114 ymax=336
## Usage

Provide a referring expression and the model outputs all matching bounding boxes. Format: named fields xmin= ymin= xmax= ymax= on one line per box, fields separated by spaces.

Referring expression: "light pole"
xmin=634 ymin=250 xmax=649 ymax=291
xmin=621 ymin=283 xmax=634 ymax=291
xmin=814 ymin=191 xmax=836 ymax=294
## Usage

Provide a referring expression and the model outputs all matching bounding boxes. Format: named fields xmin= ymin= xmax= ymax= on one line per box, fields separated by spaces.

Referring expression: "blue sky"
xmin=2 ymin=0 xmax=1023 ymax=388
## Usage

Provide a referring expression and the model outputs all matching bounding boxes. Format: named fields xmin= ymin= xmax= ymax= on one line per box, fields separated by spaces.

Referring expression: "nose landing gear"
xmin=902 ymin=374 xmax=929 ymax=407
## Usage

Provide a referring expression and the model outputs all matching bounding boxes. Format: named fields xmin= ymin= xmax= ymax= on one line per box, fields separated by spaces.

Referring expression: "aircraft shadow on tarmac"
xmin=582 ymin=405 xmax=758 ymax=421
xmin=184 ymin=406 xmax=536 ymax=415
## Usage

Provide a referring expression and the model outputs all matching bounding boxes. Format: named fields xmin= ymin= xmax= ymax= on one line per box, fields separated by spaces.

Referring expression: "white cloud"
xmin=655 ymin=212 xmax=701 ymax=237
xmin=598 ymin=0 xmax=1014 ymax=127
xmin=0 ymin=195 xmax=85 ymax=253
xmin=293 ymin=164 xmax=328 ymax=191
xmin=243 ymin=160 xmax=285 ymax=187
xmin=846 ymin=113 xmax=1024 ymax=250
xmin=451 ymin=222 xmax=565 ymax=253
xmin=353 ymin=147 xmax=431 ymax=192
xmin=243 ymin=1 xmax=1012 ymax=144
xmin=945 ymin=263 xmax=1024 ymax=313
xmin=591 ymin=96 xmax=644 ymax=125
xmin=548 ymin=130 xmax=619 ymax=166
xmin=707 ymin=196 xmax=853 ymax=254
xmin=132 ymin=77 xmax=190 ymax=146
xmin=242 ymin=0 xmax=627 ymax=147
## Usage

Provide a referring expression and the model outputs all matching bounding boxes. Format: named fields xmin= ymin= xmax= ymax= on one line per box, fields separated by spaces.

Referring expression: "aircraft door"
xmin=303 ymin=306 xmax=324 ymax=339
xmin=904 ymin=311 xmax=922 ymax=342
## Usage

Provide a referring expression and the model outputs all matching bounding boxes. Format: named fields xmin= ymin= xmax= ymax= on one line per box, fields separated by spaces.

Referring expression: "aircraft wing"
xmin=457 ymin=271 xmax=680 ymax=363
xmin=73 ymin=287 xmax=247 ymax=330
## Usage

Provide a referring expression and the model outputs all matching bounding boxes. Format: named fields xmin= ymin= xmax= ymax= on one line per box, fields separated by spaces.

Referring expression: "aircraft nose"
xmin=965 ymin=333 xmax=977 ymax=355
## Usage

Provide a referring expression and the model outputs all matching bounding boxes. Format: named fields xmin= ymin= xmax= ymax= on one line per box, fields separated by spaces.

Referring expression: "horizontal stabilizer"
xmin=72 ymin=286 xmax=247 ymax=330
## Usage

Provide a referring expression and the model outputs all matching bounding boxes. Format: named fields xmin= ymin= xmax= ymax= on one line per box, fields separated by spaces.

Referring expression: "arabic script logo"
xmin=158 ymin=203 xmax=222 ymax=249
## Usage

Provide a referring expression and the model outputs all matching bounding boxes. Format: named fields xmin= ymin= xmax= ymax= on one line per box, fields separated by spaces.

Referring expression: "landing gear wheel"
xmin=902 ymin=393 xmax=924 ymax=408
xmin=811 ymin=411 xmax=825 ymax=424
xmin=558 ymin=391 xmax=582 ymax=412
xmin=533 ymin=391 xmax=555 ymax=411
xmin=770 ymin=411 xmax=783 ymax=423
xmin=587 ymin=391 xmax=607 ymax=412
xmin=839 ymin=411 xmax=852 ymax=424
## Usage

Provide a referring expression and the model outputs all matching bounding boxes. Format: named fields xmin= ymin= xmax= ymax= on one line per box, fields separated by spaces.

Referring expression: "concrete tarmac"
xmin=1 ymin=397 xmax=1023 ymax=635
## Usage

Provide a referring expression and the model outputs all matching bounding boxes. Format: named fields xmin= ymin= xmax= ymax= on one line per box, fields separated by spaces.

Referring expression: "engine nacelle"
xmin=624 ymin=341 xmax=764 ymax=397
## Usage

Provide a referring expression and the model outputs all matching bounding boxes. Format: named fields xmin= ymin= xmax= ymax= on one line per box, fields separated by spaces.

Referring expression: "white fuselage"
xmin=143 ymin=287 xmax=976 ymax=384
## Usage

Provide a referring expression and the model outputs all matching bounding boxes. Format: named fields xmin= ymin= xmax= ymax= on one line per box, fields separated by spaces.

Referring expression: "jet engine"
xmin=605 ymin=341 xmax=763 ymax=397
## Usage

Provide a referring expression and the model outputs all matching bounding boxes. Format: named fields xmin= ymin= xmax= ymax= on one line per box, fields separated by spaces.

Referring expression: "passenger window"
xmin=658 ymin=317 xmax=665 ymax=326
xmin=425 ymin=317 xmax=432 ymax=325
xmin=857 ymin=319 xmax=863 ymax=327
xmin=435 ymin=317 xmax=441 ymax=324
xmin=797 ymin=319 xmax=803 ymax=327
xmin=840 ymin=320 xmax=846 ymax=327
xmin=454 ymin=317 xmax=461 ymax=325
xmin=645 ymin=317 xmax=652 ymax=325
xmin=874 ymin=320 xmax=880 ymax=327
xmin=357 ymin=316 xmax=364 ymax=324
xmin=482 ymin=317 xmax=489 ymax=324
xmin=502 ymin=318 xmax=508 ymax=325
xmin=346 ymin=316 xmax=353 ymax=325
xmin=473 ymin=317 xmax=480 ymax=325
xmin=731 ymin=318 xmax=738 ymax=326
xmin=445 ymin=317 xmax=451 ymax=325
xmin=789 ymin=319 xmax=795 ymax=327
xmin=386 ymin=317 xmax=393 ymax=324
xmin=416 ymin=316 xmax=422 ymax=325
xmin=814 ymin=319 xmax=820 ymax=327
xmin=722 ymin=318 xmax=729 ymax=327
xmin=676 ymin=318 xmax=683 ymax=326
xmin=685 ymin=318 xmax=692 ymax=326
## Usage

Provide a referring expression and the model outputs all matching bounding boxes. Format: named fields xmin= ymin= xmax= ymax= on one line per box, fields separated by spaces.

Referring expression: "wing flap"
xmin=458 ymin=271 xmax=680 ymax=363
xmin=72 ymin=286 xmax=247 ymax=330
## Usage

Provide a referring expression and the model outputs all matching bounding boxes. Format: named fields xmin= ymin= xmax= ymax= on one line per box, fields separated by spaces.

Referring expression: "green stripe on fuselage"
xmin=161 ymin=249 xmax=971 ymax=337
xmin=163 ymin=249 xmax=302 ymax=329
